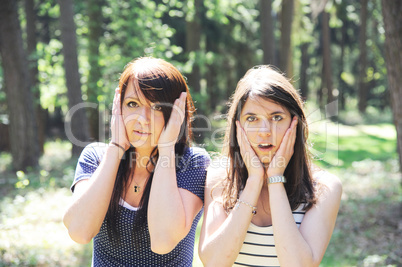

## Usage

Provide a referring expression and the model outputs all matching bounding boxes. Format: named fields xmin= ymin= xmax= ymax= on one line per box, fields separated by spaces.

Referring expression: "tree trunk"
xmin=59 ymin=0 xmax=89 ymax=157
xmin=279 ymin=0 xmax=294 ymax=75
xmin=186 ymin=0 xmax=202 ymax=94
xmin=87 ymin=0 xmax=104 ymax=141
xmin=0 ymin=0 xmax=39 ymax=170
xmin=260 ymin=0 xmax=276 ymax=65
xmin=321 ymin=11 xmax=334 ymax=106
xmin=299 ymin=43 xmax=309 ymax=100
xmin=25 ymin=0 xmax=46 ymax=154
xmin=358 ymin=0 xmax=369 ymax=113
xmin=338 ymin=20 xmax=347 ymax=110
xmin=382 ymin=0 xmax=402 ymax=176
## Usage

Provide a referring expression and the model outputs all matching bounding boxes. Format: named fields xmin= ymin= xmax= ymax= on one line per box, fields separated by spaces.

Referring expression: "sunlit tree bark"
xmin=59 ymin=0 xmax=89 ymax=156
xmin=0 ymin=0 xmax=39 ymax=170
xmin=260 ymin=0 xmax=276 ymax=65
xmin=382 ymin=0 xmax=402 ymax=177
xmin=358 ymin=0 xmax=369 ymax=113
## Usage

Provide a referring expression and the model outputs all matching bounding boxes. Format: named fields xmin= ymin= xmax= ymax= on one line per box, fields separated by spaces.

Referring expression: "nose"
xmin=124 ymin=106 xmax=150 ymax=126
xmin=257 ymin=120 xmax=271 ymax=136
xmin=137 ymin=106 xmax=151 ymax=125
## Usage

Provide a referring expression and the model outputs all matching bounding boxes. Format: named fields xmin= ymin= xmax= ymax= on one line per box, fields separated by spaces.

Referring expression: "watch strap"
xmin=268 ymin=175 xmax=287 ymax=184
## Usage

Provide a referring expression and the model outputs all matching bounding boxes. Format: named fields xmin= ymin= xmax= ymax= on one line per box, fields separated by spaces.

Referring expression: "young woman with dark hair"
xmin=199 ymin=65 xmax=342 ymax=267
xmin=63 ymin=57 xmax=210 ymax=266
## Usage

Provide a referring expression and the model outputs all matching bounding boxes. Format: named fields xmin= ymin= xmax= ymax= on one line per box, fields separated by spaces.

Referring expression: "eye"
xmin=272 ymin=115 xmax=283 ymax=122
xmin=246 ymin=116 xmax=257 ymax=122
xmin=151 ymin=104 xmax=162 ymax=111
xmin=127 ymin=101 xmax=139 ymax=108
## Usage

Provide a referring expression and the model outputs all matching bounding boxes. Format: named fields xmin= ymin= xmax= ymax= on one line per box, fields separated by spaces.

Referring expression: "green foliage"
xmin=37 ymin=40 xmax=67 ymax=112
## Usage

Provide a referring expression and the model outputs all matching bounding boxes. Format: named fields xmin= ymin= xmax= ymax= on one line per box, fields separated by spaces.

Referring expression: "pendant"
xmin=134 ymin=185 xmax=140 ymax=193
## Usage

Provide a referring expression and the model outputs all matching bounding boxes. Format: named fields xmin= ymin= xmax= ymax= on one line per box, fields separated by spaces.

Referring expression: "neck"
xmin=133 ymin=147 xmax=155 ymax=173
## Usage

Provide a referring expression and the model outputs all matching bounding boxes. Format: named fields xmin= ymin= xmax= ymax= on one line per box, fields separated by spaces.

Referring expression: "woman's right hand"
xmin=236 ymin=121 xmax=265 ymax=180
xmin=110 ymin=87 xmax=130 ymax=150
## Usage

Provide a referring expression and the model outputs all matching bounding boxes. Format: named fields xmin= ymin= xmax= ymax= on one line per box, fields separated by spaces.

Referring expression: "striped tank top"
xmin=233 ymin=204 xmax=306 ymax=267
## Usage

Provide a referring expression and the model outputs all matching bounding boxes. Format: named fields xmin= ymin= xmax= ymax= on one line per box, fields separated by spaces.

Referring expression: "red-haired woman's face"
xmin=122 ymin=82 xmax=165 ymax=152
xmin=239 ymin=96 xmax=292 ymax=164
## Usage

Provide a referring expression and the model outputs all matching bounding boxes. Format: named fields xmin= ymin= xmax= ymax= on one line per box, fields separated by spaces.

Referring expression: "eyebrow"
xmin=125 ymin=97 xmax=140 ymax=102
xmin=242 ymin=111 xmax=286 ymax=116
xmin=124 ymin=93 xmax=139 ymax=100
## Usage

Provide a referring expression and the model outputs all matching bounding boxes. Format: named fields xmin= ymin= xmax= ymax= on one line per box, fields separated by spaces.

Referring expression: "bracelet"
xmin=235 ymin=199 xmax=257 ymax=215
xmin=268 ymin=175 xmax=287 ymax=184
xmin=109 ymin=142 xmax=126 ymax=153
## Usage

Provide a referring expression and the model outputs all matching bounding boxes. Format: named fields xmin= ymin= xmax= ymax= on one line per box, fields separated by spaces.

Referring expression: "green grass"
xmin=0 ymin=123 xmax=401 ymax=266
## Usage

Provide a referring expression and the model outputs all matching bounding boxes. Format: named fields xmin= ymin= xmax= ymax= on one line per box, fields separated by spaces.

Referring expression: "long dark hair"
xmin=220 ymin=65 xmax=316 ymax=213
xmin=106 ymin=57 xmax=195 ymax=247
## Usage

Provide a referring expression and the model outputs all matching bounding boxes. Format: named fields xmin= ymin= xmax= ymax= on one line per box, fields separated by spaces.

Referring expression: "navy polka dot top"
xmin=71 ymin=143 xmax=210 ymax=266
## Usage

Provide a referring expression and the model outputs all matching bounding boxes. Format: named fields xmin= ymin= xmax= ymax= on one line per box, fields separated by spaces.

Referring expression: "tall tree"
xmin=336 ymin=0 xmax=348 ymax=111
xmin=25 ymin=0 xmax=46 ymax=154
xmin=279 ymin=0 xmax=294 ymax=75
xmin=299 ymin=43 xmax=309 ymax=100
xmin=0 ymin=0 xmax=39 ymax=170
xmin=87 ymin=0 xmax=104 ymax=140
xmin=260 ymin=0 xmax=276 ymax=65
xmin=59 ymin=0 xmax=89 ymax=156
xmin=186 ymin=0 xmax=203 ymax=94
xmin=358 ymin=0 xmax=369 ymax=113
xmin=382 ymin=0 xmax=402 ymax=176
xmin=320 ymin=11 xmax=334 ymax=108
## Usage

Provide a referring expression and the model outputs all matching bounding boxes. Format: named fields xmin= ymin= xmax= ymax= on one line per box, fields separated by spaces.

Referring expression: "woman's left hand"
xmin=267 ymin=116 xmax=298 ymax=178
xmin=157 ymin=92 xmax=187 ymax=151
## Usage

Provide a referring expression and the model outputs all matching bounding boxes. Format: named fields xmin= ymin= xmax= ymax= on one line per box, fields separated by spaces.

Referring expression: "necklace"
xmin=133 ymin=180 xmax=141 ymax=193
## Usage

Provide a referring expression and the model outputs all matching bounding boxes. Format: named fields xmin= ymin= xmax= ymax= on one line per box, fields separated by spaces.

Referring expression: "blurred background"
xmin=0 ymin=0 xmax=401 ymax=266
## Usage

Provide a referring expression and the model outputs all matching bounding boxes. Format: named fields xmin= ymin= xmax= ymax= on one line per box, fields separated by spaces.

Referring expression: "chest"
xmin=123 ymin=174 xmax=149 ymax=208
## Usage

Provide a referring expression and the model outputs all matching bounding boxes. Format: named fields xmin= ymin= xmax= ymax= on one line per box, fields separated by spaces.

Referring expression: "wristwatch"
xmin=268 ymin=175 xmax=287 ymax=184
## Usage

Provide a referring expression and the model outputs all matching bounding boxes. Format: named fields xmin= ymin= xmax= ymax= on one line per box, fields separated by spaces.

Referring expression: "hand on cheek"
xmin=111 ymin=87 xmax=130 ymax=151
xmin=267 ymin=116 xmax=298 ymax=177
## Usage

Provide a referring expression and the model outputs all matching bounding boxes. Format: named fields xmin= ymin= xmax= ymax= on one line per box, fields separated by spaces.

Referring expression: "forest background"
xmin=0 ymin=0 xmax=401 ymax=266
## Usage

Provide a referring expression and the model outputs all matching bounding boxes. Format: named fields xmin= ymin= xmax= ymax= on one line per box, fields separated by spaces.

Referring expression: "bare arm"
xmin=147 ymin=92 xmax=205 ymax=254
xmin=199 ymin=122 xmax=265 ymax=265
xmin=62 ymin=144 xmax=124 ymax=244
xmin=199 ymin=169 xmax=263 ymax=266
xmin=268 ymin=174 xmax=342 ymax=267
xmin=267 ymin=118 xmax=342 ymax=266
xmin=63 ymin=87 xmax=130 ymax=244
xmin=147 ymin=148 xmax=204 ymax=254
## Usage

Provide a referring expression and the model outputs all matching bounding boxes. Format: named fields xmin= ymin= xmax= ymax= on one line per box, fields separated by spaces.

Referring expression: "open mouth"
xmin=257 ymin=143 xmax=274 ymax=151
xmin=134 ymin=130 xmax=151 ymax=136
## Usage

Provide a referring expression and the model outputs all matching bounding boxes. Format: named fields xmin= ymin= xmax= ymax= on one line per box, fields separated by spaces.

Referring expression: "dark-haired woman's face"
xmin=122 ymin=82 xmax=165 ymax=152
xmin=239 ymin=96 xmax=292 ymax=164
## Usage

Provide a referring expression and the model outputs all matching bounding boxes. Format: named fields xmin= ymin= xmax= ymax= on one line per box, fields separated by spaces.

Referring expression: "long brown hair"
xmin=220 ymin=65 xmax=316 ymax=212
xmin=106 ymin=57 xmax=195 ymax=247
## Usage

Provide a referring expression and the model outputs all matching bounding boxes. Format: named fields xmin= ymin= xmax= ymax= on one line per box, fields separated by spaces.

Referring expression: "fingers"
xmin=158 ymin=92 xmax=187 ymax=147
xmin=236 ymin=121 xmax=257 ymax=160
xmin=271 ymin=116 xmax=298 ymax=164
xmin=286 ymin=116 xmax=298 ymax=150
xmin=236 ymin=121 xmax=249 ymax=156
xmin=169 ymin=92 xmax=187 ymax=124
xmin=112 ymin=87 xmax=122 ymax=115
xmin=176 ymin=91 xmax=187 ymax=115
xmin=236 ymin=121 xmax=264 ymax=178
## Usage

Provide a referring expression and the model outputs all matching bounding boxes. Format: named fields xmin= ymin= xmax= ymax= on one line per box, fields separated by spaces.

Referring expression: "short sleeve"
xmin=176 ymin=147 xmax=210 ymax=202
xmin=71 ymin=142 xmax=107 ymax=192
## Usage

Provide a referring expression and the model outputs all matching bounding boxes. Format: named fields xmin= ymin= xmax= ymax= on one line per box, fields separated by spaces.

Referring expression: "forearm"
xmin=268 ymin=183 xmax=314 ymax=267
xmin=147 ymin=148 xmax=187 ymax=253
xmin=200 ymin=177 xmax=262 ymax=266
xmin=63 ymin=146 xmax=123 ymax=243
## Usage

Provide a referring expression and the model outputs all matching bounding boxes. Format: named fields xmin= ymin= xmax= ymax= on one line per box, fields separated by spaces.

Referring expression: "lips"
xmin=133 ymin=130 xmax=151 ymax=136
xmin=257 ymin=143 xmax=274 ymax=151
